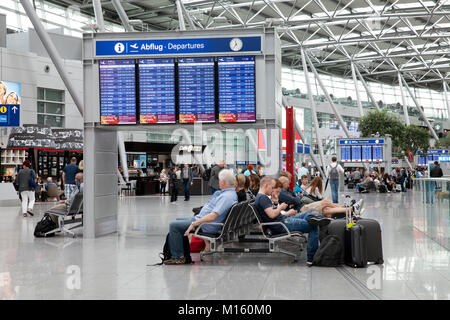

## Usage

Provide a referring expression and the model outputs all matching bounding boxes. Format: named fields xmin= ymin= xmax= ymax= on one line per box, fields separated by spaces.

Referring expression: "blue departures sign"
xmin=95 ymin=37 xmax=262 ymax=56
xmin=0 ymin=104 xmax=20 ymax=127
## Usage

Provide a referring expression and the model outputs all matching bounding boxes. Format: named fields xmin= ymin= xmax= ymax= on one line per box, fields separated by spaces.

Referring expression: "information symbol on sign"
xmin=114 ymin=43 xmax=125 ymax=54
xmin=0 ymin=106 xmax=6 ymax=113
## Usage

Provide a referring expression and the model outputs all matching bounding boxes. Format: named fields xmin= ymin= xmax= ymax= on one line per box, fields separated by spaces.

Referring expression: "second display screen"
xmin=99 ymin=56 xmax=256 ymax=124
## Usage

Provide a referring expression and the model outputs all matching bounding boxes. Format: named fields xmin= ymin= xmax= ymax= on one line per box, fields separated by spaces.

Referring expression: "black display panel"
xmin=138 ymin=58 xmax=176 ymax=124
xmin=373 ymin=145 xmax=383 ymax=161
xmin=99 ymin=59 xmax=136 ymax=124
xmin=218 ymin=56 xmax=256 ymax=122
xmin=341 ymin=146 xmax=351 ymax=162
xmin=178 ymin=57 xmax=215 ymax=123
xmin=351 ymin=146 xmax=361 ymax=162
xmin=362 ymin=145 xmax=372 ymax=162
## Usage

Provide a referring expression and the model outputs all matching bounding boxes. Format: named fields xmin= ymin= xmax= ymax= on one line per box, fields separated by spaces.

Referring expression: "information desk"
xmin=134 ymin=177 xmax=159 ymax=195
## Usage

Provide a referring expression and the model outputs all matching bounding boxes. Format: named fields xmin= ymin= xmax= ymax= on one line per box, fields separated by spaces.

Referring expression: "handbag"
xmin=28 ymin=169 xmax=38 ymax=189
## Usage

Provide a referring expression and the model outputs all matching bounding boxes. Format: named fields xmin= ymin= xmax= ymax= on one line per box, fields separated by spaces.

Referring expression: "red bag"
xmin=190 ymin=236 xmax=205 ymax=253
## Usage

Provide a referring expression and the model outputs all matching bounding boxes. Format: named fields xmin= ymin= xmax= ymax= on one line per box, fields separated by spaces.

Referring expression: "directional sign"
xmin=0 ymin=104 xmax=20 ymax=127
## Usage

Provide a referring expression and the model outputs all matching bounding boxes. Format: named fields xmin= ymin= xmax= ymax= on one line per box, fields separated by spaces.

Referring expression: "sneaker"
xmin=306 ymin=261 xmax=313 ymax=267
xmin=163 ymin=256 xmax=186 ymax=265
xmin=308 ymin=216 xmax=332 ymax=227
xmin=352 ymin=199 xmax=364 ymax=217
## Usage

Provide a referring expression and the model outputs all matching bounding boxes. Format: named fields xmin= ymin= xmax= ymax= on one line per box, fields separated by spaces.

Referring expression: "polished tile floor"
xmin=0 ymin=190 xmax=449 ymax=300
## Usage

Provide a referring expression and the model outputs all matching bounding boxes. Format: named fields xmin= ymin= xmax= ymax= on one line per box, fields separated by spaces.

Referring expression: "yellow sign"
xmin=0 ymin=106 xmax=7 ymax=113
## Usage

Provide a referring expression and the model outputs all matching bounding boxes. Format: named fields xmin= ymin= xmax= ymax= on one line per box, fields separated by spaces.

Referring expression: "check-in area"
xmin=0 ymin=0 xmax=449 ymax=302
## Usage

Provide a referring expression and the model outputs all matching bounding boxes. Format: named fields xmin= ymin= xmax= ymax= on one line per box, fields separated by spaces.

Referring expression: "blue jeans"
xmin=283 ymin=212 xmax=319 ymax=261
xmin=168 ymin=217 xmax=195 ymax=258
xmin=330 ymin=179 xmax=339 ymax=203
xmin=183 ymin=179 xmax=190 ymax=199
xmin=355 ymin=183 xmax=364 ymax=192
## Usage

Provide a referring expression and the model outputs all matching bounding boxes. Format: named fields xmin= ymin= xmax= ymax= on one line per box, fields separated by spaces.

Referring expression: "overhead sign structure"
xmin=0 ymin=104 xmax=20 ymax=127
xmin=95 ymin=36 xmax=262 ymax=56
xmin=338 ymin=137 xmax=392 ymax=168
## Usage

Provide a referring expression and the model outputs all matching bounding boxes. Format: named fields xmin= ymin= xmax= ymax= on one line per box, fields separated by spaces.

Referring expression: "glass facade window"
xmin=37 ymin=88 xmax=65 ymax=128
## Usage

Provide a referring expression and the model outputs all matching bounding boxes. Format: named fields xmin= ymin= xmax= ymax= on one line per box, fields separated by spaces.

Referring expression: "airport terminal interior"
xmin=0 ymin=0 xmax=450 ymax=301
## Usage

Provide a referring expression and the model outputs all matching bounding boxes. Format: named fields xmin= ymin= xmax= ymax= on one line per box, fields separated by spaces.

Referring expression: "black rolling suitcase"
xmin=345 ymin=222 xmax=367 ymax=268
xmin=354 ymin=218 xmax=383 ymax=264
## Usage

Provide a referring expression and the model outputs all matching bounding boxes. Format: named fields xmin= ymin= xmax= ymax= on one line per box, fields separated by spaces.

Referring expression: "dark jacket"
xmin=208 ymin=165 xmax=222 ymax=190
xmin=181 ymin=167 xmax=193 ymax=183
xmin=430 ymin=166 xmax=443 ymax=178
xmin=17 ymin=168 xmax=34 ymax=192
xmin=278 ymin=189 xmax=303 ymax=212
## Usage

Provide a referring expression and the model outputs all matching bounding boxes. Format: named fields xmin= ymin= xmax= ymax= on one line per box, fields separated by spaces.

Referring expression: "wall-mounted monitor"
xmin=178 ymin=57 xmax=215 ymax=123
xmin=373 ymin=145 xmax=383 ymax=162
xmin=138 ymin=58 xmax=176 ymax=124
xmin=218 ymin=56 xmax=256 ymax=122
xmin=99 ymin=59 xmax=136 ymax=124
xmin=341 ymin=145 xmax=351 ymax=162
xmin=362 ymin=145 xmax=372 ymax=162
xmin=351 ymin=146 xmax=361 ymax=162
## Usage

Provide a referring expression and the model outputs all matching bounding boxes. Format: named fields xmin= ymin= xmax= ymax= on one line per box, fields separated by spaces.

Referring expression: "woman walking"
xmin=160 ymin=169 xmax=169 ymax=196
xmin=17 ymin=160 xmax=36 ymax=217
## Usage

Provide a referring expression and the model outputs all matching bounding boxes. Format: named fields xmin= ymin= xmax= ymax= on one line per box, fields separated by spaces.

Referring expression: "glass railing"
xmin=282 ymin=91 xmax=448 ymax=120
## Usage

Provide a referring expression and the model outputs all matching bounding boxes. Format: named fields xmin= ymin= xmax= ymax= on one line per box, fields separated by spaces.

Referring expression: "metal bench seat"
xmin=44 ymin=192 xmax=83 ymax=238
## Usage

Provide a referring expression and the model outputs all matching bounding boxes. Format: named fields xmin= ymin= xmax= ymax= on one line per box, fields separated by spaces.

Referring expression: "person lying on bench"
xmin=300 ymin=198 xmax=364 ymax=218
xmin=163 ymin=169 xmax=238 ymax=265
xmin=254 ymin=176 xmax=332 ymax=266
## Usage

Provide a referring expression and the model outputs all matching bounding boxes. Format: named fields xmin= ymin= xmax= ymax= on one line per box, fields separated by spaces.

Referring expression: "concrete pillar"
xmin=84 ymin=127 xmax=118 ymax=238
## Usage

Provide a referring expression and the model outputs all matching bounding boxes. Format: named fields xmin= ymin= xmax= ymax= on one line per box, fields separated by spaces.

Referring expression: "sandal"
xmin=23 ymin=213 xmax=27 ymax=217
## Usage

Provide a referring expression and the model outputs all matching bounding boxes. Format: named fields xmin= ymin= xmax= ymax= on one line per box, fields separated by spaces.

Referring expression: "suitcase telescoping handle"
xmin=344 ymin=195 xmax=353 ymax=228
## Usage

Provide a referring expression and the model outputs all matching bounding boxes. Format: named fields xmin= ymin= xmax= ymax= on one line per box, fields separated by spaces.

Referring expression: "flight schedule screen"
xmin=218 ymin=56 xmax=256 ymax=122
xmin=178 ymin=57 xmax=215 ymax=123
xmin=99 ymin=59 xmax=136 ymax=124
xmin=362 ymin=145 xmax=372 ymax=162
xmin=138 ymin=58 xmax=176 ymax=124
xmin=341 ymin=146 xmax=351 ymax=162
xmin=373 ymin=145 xmax=383 ymax=161
xmin=351 ymin=146 xmax=361 ymax=162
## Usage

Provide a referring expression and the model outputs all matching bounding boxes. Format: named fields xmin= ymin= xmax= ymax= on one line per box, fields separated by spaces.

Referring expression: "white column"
xmin=351 ymin=62 xmax=364 ymax=117
xmin=301 ymin=49 xmax=327 ymax=174
xmin=398 ymin=72 xmax=410 ymax=126
xmin=444 ymin=81 xmax=450 ymax=120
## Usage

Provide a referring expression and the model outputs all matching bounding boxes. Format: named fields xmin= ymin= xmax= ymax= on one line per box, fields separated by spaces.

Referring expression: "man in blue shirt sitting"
xmin=164 ymin=169 xmax=238 ymax=265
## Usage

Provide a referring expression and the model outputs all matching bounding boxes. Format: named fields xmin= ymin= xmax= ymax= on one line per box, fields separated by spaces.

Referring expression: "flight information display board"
xmin=362 ymin=145 xmax=372 ymax=162
xmin=218 ymin=56 xmax=256 ymax=122
xmin=341 ymin=146 xmax=351 ymax=162
xmin=373 ymin=145 xmax=383 ymax=162
xmin=138 ymin=58 xmax=176 ymax=124
xmin=351 ymin=146 xmax=361 ymax=162
xmin=99 ymin=59 xmax=136 ymax=124
xmin=178 ymin=57 xmax=215 ymax=123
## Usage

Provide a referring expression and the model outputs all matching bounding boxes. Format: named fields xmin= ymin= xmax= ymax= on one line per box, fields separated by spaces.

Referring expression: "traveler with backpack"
xmin=17 ymin=160 xmax=37 ymax=217
xmin=326 ymin=157 xmax=344 ymax=203
xmin=163 ymin=169 xmax=237 ymax=265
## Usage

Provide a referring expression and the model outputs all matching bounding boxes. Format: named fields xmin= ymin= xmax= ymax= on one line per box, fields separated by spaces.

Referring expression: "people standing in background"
xmin=257 ymin=165 xmax=265 ymax=177
xmin=209 ymin=160 xmax=225 ymax=194
xmin=430 ymin=161 xmax=443 ymax=178
xmin=244 ymin=164 xmax=257 ymax=177
xmin=62 ymin=157 xmax=79 ymax=200
xmin=182 ymin=163 xmax=193 ymax=201
xmin=169 ymin=167 xmax=178 ymax=202
xmin=159 ymin=169 xmax=168 ymax=196
xmin=297 ymin=163 xmax=309 ymax=184
xmin=17 ymin=160 xmax=36 ymax=217
xmin=326 ymin=156 xmax=344 ymax=203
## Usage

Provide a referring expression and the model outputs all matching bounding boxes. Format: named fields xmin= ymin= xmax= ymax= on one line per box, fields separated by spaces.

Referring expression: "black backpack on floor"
xmin=157 ymin=233 xmax=193 ymax=265
xmin=312 ymin=235 xmax=342 ymax=267
xmin=34 ymin=214 xmax=57 ymax=237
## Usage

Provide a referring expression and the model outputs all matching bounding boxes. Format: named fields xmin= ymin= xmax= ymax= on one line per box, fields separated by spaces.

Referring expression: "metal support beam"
xmin=176 ymin=0 xmax=186 ymax=31
xmin=111 ymin=0 xmax=134 ymax=32
xmin=305 ymin=53 xmax=351 ymax=138
xmin=180 ymin=0 xmax=197 ymax=30
xmin=301 ymin=49 xmax=326 ymax=174
xmin=444 ymin=81 xmax=450 ymax=120
xmin=117 ymin=132 xmax=129 ymax=182
xmin=19 ymin=0 xmax=83 ymax=116
xmin=351 ymin=62 xmax=364 ymax=117
xmin=92 ymin=0 xmax=105 ymax=32
xmin=400 ymin=74 xmax=439 ymax=140
xmin=398 ymin=72 xmax=410 ymax=126
xmin=353 ymin=65 xmax=381 ymax=111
